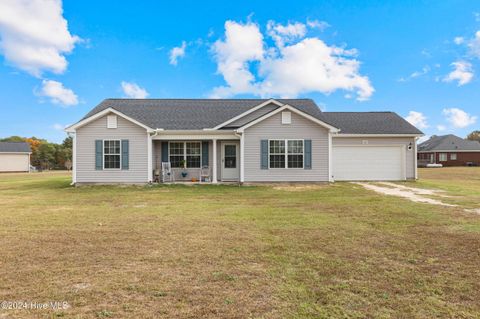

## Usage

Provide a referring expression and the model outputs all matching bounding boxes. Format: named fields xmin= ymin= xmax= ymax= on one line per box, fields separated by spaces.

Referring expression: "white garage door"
xmin=333 ymin=146 xmax=405 ymax=181
xmin=0 ymin=154 xmax=29 ymax=172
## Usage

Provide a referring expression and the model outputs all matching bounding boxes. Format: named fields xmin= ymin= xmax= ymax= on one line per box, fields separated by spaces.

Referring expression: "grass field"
xmin=0 ymin=169 xmax=479 ymax=318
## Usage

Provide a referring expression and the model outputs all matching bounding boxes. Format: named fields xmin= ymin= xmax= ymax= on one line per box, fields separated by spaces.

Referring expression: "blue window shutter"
xmin=161 ymin=142 xmax=169 ymax=162
xmin=121 ymin=140 xmax=129 ymax=170
xmin=95 ymin=140 xmax=103 ymax=170
xmin=261 ymin=140 xmax=268 ymax=169
xmin=304 ymin=139 xmax=312 ymax=169
xmin=202 ymin=141 xmax=209 ymax=167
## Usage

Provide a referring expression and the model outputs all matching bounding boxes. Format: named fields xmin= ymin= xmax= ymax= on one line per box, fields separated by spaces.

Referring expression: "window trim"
xmin=439 ymin=153 xmax=448 ymax=162
xmin=168 ymin=141 xmax=202 ymax=168
xmin=103 ymin=139 xmax=121 ymax=170
xmin=268 ymin=139 xmax=305 ymax=169
xmin=450 ymin=153 xmax=457 ymax=160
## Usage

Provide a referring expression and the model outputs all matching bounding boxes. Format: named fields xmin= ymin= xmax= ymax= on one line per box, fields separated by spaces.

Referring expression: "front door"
xmin=221 ymin=142 xmax=239 ymax=181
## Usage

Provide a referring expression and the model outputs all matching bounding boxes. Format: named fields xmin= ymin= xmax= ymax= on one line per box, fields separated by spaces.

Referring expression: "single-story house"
xmin=0 ymin=142 xmax=31 ymax=172
xmin=65 ymin=98 xmax=423 ymax=185
xmin=418 ymin=134 xmax=480 ymax=166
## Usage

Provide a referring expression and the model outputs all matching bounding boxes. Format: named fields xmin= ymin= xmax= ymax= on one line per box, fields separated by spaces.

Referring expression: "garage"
xmin=0 ymin=142 xmax=31 ymax=172
xmin=333 ymin=145 xmax=405 ymax=181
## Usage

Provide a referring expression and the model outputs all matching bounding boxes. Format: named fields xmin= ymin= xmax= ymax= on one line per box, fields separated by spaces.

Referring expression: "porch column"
xmin=212 ymin=139 xmax=218 ymax=183
xmin=240 ymin=133 xmax=244 ymax=183
xmin=147 ymin=132 xmax=153 ymax=182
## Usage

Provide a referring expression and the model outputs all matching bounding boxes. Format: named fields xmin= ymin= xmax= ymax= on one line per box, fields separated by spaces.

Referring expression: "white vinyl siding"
xmin=0 ymin=154 xmax=30 ymax=172
xmin=243 ymin=111 xmax=329 ymax=182
xmin=76 ymin=113 xmax=148 ymax=183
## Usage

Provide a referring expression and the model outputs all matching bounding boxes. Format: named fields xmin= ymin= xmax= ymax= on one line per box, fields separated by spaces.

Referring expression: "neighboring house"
xmin=65 ymin=98 xmax=423 ymax=185
xmin=418 ymin=134 xmax=480 ymax=167
xmin=0 ymin=142 xmax=31 ymax=172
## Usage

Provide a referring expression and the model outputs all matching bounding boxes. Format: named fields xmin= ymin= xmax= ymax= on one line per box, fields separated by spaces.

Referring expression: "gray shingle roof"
xmin=79 ymin=99 xmax=423 ymax=135
xmin=418 ymin=134 xmax=480 ymax=151
xmin=322 ymin=112 xmax=424 ymax=135
xmin=0 ymin=142 xmax=31 ymax=153
xmin=82 ymin=98 xmax=331 ymax=130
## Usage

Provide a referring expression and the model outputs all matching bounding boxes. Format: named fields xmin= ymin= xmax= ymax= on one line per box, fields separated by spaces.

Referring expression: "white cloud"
xmin=38 ymin=80 xmax=78 ymax=106
xmin=169 ymin=41 xmax=187 ymax=65
xmin=211 ymin=20 xmax=264 ymax=97
xmin=0 ymin=0 xmax=80 ymax=77
xmin=267 ymin=21 xmax=307 ymax=47
xmin=306 ymin=19 xmax=330 ymax=31
xmin=443 ymin=108 xmax=477 ymax=128
xmin=121 ymin=81 xmax=149 ymax=99
xmin=211 ymin=20 xmax=373 ymax=100
xmin=467 ymin=31 xmax=480 ymax=58
xmin=418 ymin=135 xmax=430 ymax=143
xmin=443 ymin=61 xmax=473 ymax=86
xmin=405 ymin=111 xmax=428 ymax=129
xmin=454 ymin=36 xmax=464 ymax=45
xmin=52 ymin=123 xmax=68 ymax=130
xmin=402 ymin=65 xmax=430 ymax=81
xmin=436 ymin=125 xmax=446 ymax=131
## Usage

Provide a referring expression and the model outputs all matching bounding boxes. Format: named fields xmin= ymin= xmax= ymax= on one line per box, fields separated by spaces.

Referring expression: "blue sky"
xmin=0 ymin=0 xmax=479 ymax=142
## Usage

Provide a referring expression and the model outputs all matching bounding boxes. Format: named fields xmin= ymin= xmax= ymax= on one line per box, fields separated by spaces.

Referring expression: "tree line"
xmin=0 ymin=136 xmax=72 ymax=170
xmin=467 ymin=131 xmax=480 ymax=142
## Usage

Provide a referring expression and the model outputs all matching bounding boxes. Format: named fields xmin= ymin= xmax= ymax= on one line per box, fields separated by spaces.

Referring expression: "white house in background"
xmin=65 ymin=98 xmax=423 ymax=185
xmin=0 ymin=142 xmax=31 ymax=173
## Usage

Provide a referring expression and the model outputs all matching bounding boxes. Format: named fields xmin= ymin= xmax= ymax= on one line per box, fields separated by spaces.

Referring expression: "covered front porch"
xmin=150 ymin=131 xmax=242 ymax=183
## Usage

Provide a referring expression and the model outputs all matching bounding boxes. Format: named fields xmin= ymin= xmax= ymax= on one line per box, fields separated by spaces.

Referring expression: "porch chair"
xmin=200 ymin=165 xmax=210 ymax=183
xmin=161 ymin=162 xmax=174 ymax=183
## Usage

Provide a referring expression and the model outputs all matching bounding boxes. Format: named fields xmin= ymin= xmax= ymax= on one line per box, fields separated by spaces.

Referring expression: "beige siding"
xmin=0 ymin=154 xmax=29 ymax=172
xmin=243 ymin=112 xmax=329 ymax=182
xmin=76 ymin=113 xmax=149 ymax=183
xmin=332 ymin=137 xmax=416 ymax=179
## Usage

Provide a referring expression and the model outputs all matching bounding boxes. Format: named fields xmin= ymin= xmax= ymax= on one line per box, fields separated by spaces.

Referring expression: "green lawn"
xmin=0 ymin=170 xmax=479 ymax=318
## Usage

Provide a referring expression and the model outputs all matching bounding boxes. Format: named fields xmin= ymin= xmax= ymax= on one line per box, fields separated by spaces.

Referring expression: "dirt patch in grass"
xmin=357 ymin=182 xmax=457 ymax=207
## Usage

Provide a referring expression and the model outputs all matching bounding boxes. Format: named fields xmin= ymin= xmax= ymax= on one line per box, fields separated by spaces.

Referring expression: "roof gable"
xmin=237 ymin=104 xmax=340 ymax=133
xmin=419 ymin=134 xmax=480 ymax=151
xmin=78 ymin=98 xmax=329 ymax=130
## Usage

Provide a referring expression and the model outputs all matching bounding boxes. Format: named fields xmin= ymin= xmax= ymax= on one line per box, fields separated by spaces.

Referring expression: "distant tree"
xmin=38 ymin=143 xmax=56 ymax=170
xmin=0 ymin=135 xmax=72 ymax=170
xmin=0 ymin=136 xmax=25 ymax=142
xmin=64 ymin=160 xmax=72 ymax=171
xmin=467 ymin=130 xmax=480 ymax=142
xmin=25 ymin=137 xmax=43 ymax=167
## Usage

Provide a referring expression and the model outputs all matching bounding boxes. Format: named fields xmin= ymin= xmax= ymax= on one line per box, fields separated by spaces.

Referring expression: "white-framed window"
xmin=287 ymin=140 xmax=304 ymax=168
xmin=439 ymin=153 xmax=447 ymax=162
xmin=107 ymin=115 xmax=117 ymax=129
xmin=450 ymin=153 xmax=457 ymax=160
xmin=169 ymin=141 xmax=202 ymax=168
xmin=269 ymin=140 xmax=285 ymax=168
xmin=269 ymin=139 xmax=304 ymax=169
xmin=104 ymin=140 xmax=121 ymax=169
